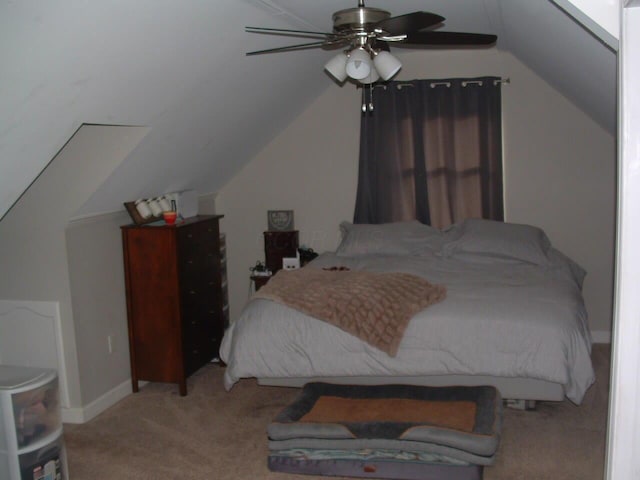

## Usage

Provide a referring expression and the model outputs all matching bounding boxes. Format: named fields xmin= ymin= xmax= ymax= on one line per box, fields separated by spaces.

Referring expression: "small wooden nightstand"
xmin=252 ymin=231 xmax=298 ymax=292
xmin=264 ymin=230 xmax=299 ymax=274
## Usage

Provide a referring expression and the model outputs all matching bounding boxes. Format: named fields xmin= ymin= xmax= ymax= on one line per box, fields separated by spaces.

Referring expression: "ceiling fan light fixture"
xmin=345 ymin=48 xmax=372 ymax=80
xmin=324 ymin=52 xmax=349 ymax=82
xmin=373 ymin=51 xmax=402 ymax=81
xmin=360 ymin=66 xmax=380 ymax=85
xmin=246 ymin=3 xmax=498 ymax=97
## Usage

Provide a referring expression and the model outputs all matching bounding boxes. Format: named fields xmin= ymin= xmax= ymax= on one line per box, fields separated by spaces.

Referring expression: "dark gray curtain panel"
xmin=353 ymin=77 xmax=504 ymax=229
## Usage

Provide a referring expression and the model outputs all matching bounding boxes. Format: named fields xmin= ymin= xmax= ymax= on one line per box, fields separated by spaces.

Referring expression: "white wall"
xmin=0 ymin=1 xmax=329 ymax=221
xmin=217 ymin=50 xmax=616 ymax=338
xmin=65 ymin=211 xmax=133 ymax=412
xmin=0 ymin=128 xmax=215 ymax=420
xmin=501 ymin=56 xmax=616 ymax=342
xmin=557 ymin=0 xmax=620 ymax=42
xmin=0 ymin=124 xmax=148 ymax=408
xmin=216 ymin=84 xmax=362 ymax=322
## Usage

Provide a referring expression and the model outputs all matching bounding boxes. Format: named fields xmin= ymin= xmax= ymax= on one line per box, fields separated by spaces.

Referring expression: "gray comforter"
xmin=220 ymin=250 xmax=594 ymax=404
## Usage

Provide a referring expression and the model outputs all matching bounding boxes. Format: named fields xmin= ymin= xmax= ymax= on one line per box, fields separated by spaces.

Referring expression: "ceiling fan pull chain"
xmin=368 ymin=83 xmax=374 ymax=111
xmin=361 ymin=88 xmax=367 ymax=112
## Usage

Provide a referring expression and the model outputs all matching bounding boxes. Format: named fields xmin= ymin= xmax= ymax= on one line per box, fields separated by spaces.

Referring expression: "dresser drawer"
xmin=179 ymin=281 xmax=220 ymax=313
xmin=182 ymin=303 xmax=218 ymax=329
xmin=183 ymin=325 xmax=220 ymax=375
xmin=178 ymin=219 xmax=220 ymax=248
xmin=178 ymin=229 xmax=221 ymax=274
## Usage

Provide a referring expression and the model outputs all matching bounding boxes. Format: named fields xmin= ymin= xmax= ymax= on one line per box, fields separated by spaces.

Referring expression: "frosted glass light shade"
xmin=359 ymin=67 xmax=380 ymax=84
xmin=345 ymin=48 xmax=372 ymax=80
xmin=324 ymin=52 xmax=348 ymax=82
xmin=374 ymin=51 xmax=402 ymax=80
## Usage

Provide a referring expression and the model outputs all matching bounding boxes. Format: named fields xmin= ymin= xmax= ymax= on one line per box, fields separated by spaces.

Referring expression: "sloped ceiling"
xmin=502 ymin=0 xmax=617 ymax=133
xmin=0 ymin=0 xmax=617 ymax=221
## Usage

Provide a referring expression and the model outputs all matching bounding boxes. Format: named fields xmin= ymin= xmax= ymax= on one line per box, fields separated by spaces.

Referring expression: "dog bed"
xmin=267 ymin=383 xmax=502 ymax=479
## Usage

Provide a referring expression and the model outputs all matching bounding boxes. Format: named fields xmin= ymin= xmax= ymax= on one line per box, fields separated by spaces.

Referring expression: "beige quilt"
xmin=253 ymin=269 xmax=446 ymax=356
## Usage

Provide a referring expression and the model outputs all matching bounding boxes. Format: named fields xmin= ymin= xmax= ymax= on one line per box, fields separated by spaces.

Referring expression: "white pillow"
xmin=336 ymin=221 xmax=443 ymax=257
xmin=439 ymin=218 xmax=552 ymax=265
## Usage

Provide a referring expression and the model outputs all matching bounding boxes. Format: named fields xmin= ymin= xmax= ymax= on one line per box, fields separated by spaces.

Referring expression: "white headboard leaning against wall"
xmin=0 ymin=300 xmax=70 ymax=408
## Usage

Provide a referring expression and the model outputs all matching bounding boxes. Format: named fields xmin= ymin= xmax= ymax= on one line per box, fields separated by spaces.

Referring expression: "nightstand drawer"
xmin=264 ymin=230 xmax=298 ymax=273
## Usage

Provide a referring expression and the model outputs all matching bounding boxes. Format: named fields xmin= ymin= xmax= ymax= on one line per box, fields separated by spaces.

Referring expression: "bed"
xmin=220 ymin=219 xmax=595 ymax=404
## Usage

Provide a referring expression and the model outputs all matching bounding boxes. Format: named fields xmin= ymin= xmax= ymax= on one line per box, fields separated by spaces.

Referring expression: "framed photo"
xmin=123 ymin=201 xmax=162 ymax=225
xmin=268 ymin=210 xmax=294 ymax=231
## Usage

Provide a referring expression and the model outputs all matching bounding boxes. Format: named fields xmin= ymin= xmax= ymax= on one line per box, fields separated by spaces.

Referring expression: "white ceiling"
xmin=0 ymin=0 xmax=617 ymax=220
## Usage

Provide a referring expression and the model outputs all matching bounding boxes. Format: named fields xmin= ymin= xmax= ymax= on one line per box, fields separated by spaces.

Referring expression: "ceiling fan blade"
xmin=400 ymin=31 xmax=497 ymax=46
xmin=374 ymin=12 xmax=445 ymax=35
xmin=246 ymin=26 xmax=334 ymax=39
xmin=246 ymin=40 xmax=330 ymax=56
xmin=246 ymin=26 xmax=331 ymax=36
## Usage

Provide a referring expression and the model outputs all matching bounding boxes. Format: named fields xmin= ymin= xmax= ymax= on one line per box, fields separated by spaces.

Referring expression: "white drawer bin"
xmin=0 ymin=365 xmax=66 ymax=480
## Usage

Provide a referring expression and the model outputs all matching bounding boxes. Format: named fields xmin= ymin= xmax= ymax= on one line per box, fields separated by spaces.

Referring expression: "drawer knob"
xmin=189 ymin=290 xmax=196 ymax=295
xmin=193 ymin=349 xmax=199 ymax=355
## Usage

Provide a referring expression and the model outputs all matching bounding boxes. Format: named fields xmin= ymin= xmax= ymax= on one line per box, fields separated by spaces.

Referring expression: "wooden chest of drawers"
xmin=121 ymin=215 xmax=224 ymax=396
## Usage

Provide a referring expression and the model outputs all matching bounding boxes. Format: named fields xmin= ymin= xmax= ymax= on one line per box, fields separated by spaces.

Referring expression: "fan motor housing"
xmin=332 ymin=7 xmax=390 ymax=32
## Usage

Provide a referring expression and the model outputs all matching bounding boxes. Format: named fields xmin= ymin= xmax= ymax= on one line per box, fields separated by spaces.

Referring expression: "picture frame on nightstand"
xmin=268 ymin=210 xmax=294 ymax=231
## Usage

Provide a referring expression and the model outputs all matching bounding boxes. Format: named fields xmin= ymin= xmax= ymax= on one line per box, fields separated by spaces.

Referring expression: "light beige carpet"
xmin=64 ymin=344 xmax=610 ymax=480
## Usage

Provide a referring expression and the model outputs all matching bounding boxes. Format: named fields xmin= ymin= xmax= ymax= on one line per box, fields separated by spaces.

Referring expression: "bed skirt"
xmin=258 ymin=373 xmax=565 ymax=402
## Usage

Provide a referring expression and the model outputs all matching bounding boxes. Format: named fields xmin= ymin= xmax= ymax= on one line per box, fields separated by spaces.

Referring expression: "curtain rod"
xmin=430 ymin=78 xmax=510 ymax=88
xmin=365 ymin=77 xmax=509 ymax=111
xmin=381 ymin=78 xmax=510 ymax=90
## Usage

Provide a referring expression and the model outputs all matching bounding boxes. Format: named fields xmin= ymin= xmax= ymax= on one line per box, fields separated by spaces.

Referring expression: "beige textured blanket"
xmin=253 ymin=269 xmax=446 ymax=357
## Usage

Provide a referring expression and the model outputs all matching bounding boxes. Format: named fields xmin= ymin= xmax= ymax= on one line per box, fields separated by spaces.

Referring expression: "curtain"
xmin=353 ymin=77 xmax=504 ymax=229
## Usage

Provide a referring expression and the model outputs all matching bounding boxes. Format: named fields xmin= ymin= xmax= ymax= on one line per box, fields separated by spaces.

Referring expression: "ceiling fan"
xmin=246 ymin=0 xmax=497 ymax=85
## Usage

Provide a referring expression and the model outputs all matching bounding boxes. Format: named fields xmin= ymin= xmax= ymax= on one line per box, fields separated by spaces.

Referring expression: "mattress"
xmin=221 ymin=249 xmax=595 ymax=404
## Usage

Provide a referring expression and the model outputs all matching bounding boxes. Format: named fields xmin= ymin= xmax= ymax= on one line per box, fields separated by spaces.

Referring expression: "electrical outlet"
xmin=107 ymin=334 xmax=116 ymax=354
xmin=282 ymin=257 xmax=300 ymax=270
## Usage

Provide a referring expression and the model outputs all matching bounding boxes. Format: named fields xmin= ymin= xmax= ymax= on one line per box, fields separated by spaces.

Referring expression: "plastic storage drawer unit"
xmin=0 ymin=365 xmax=67 ymax=480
